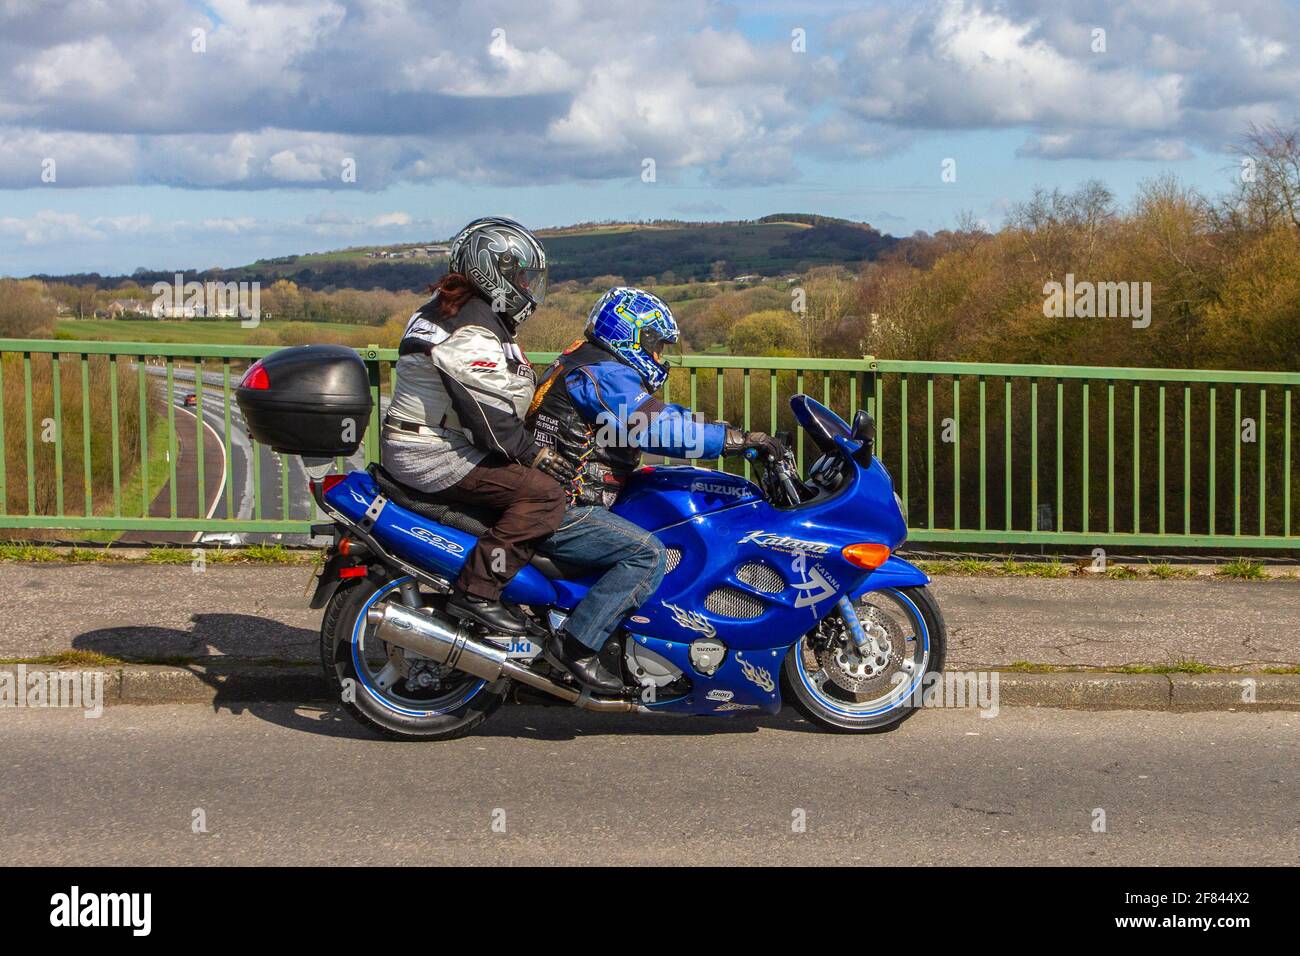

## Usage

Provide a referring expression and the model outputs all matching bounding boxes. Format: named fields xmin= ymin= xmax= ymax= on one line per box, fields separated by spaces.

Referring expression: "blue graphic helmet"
xmin=585 ymin=287 xmax=679 ymax=391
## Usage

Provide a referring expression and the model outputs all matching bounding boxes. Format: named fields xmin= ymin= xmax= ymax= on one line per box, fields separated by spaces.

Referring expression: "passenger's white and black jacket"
xmin=382 ymin=293 xmax=540 ymax=492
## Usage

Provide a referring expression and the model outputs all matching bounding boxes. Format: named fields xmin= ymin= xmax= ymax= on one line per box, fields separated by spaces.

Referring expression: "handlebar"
xmin=750 ymin=446 xmax=803 ymax=507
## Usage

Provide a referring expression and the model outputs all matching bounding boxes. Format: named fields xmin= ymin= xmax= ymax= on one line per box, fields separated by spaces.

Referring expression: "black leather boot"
xmin=446 ymin=590 xmax=527 ymax=635
xmin=543 ymin=631 xmax=624 ymax=694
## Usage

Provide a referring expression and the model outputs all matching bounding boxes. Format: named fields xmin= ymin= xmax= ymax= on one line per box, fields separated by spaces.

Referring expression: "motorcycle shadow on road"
xmin=69 ymin=615 xmax=823 ymax=741
xmin=72 ymin=612 xmax=318 ymax=666
xmin=472 ymin=698 xmax=813 ymax=741
xmin=70 ymin=613 xmax=356 ymax=737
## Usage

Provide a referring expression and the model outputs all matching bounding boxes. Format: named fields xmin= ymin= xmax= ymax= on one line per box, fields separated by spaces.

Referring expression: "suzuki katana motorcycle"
xmin=236 ymin=345 xmax=946 ymax=741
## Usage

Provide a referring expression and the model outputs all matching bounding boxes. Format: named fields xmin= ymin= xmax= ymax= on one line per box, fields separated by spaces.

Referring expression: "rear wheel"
xmin=321 ymin=575 xmax=508 ymax=741
xmin=781 ymin=585 xmax=946 ymax=733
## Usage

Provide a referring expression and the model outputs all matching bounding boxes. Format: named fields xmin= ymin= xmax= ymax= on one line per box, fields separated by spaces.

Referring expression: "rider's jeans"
xmin=534 ymin=505 xmax=667 ymax=652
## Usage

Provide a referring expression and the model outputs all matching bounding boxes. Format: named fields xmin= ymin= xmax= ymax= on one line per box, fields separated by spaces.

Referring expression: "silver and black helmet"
xmin=448 ymin=216 xmax=548 ymax=326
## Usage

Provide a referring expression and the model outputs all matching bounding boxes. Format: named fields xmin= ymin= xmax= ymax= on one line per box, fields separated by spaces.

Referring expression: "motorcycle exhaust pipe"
xmin=366 ymin=603 xmax=637 ymax=713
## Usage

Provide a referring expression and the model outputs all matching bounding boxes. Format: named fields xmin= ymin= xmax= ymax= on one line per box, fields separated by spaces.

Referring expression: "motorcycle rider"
xmin=381 ymin=216 xmax=575 ymax=635
xmin=527 ymin=286 xmax=785 ymax=692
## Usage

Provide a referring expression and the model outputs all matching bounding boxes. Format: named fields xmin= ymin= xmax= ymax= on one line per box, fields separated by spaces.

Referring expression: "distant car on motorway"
xmin=183 ymin=393 xmax=197 ymax=407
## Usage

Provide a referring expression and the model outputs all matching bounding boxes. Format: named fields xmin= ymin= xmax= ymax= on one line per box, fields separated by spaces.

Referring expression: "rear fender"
xmin=309 ymin=552 xmax=350 ymax=609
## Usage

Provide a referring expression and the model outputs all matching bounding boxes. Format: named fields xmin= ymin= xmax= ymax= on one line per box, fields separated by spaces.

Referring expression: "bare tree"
xmin=1222 ymin=121 xmax=1300 ymax=231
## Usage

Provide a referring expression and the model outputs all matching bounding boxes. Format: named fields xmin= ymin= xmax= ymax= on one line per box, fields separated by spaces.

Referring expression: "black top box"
xmin=235 ymin=344 xmax=373 ymax=457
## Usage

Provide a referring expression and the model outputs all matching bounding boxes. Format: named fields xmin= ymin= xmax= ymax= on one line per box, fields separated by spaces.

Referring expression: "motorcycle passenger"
xmin=526 ymin=287 xmax=784 ymax=692
xmin=381 ymin=217 xmax=575 ymax=635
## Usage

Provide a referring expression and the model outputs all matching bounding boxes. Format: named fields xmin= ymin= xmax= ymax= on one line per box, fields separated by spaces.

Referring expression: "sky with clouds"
xmin=1 ymin=0 xmax=1298 ymax=275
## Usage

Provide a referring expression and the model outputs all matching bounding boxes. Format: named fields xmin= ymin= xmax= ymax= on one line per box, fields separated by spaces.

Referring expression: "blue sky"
xmin=1 ymin=0 xmax=1296 ymax=276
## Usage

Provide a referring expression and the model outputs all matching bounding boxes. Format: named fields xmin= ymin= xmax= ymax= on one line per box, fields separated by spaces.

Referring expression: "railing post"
xmin=859 ymin=356 xmax=876 ymax=422
xmin=365 ymin=345 xmax=381 ymax=465
xmin=864 ymin=356 xmax=879 ymax=453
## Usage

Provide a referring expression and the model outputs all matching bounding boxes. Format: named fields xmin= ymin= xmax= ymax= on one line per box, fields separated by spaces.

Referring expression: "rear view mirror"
xmin=851 ymin=410 xmax=876 ymax=465
xmin=851 ymin=410 xmax=876 ymax=445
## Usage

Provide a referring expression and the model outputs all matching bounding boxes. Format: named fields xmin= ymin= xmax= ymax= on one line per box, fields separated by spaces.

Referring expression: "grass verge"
xmin=0 ymin=651 xmax=315 ymax=667
xmin=1001 ymin=659 xmax=1299 ymax=675
xmin=0 ymin=542 xmax=317 ymax=564
xmin=1214 ymin=559 xmax=1267 ymax=580
xmin=917 ymin=557 xmax=1294 ymax=580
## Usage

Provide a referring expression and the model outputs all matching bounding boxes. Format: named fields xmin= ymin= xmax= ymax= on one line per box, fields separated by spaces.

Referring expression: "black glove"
xmin=723 ymin=428 xmax=786 ymax=460
xmin=532 ymin=445 xmax=577 ymax=483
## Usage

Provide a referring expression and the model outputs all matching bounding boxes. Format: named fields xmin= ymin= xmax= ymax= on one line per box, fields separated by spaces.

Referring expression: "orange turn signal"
xmin=842 ymin=543 xmax=891 ymax=570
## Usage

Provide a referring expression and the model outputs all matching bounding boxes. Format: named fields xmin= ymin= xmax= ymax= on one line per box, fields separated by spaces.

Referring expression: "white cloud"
xmin=16 ymin=36 xmax=135 ymax=99
xmin=838 ymin=0 xmax=1184 ymax=130
xmin=0 ymin=210 xmax=105 ymax=244
xmin=1017 ymin=131 xmax=1193 ymax=161
xmin=265 ymin=149 xmax=330 ymax=183
xmin=0 ymin=210 xmax=155 ymax=244
xmin=0 ymin=127 xmax=139 ymax=187
xmin=0 ymin=208 xmax=430 ymax=247
xmin=0 ymin=0 xmax=1297 ymax=188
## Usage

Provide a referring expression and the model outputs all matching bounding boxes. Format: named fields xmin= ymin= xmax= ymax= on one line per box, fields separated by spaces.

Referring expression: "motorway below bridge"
xmin=126 ymin=364 xmax=374 ymax=546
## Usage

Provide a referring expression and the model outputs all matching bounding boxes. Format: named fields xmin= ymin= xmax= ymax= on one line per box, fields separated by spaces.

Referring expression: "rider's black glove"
xmin=532 ymin=445 xmax=577 ymax=483
xmin=723 ymin=428 xmax=786 ymax=461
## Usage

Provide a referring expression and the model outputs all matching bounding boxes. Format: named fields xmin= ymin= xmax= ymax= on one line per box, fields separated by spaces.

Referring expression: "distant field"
xmin=55 ymin=318 xmax=377 ymax=345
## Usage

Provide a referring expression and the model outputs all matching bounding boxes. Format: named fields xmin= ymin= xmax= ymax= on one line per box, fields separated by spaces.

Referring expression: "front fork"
xmin=836 ymin=595 xmax=903 ymax=681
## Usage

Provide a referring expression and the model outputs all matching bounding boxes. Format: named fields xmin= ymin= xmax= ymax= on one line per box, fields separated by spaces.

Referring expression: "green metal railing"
xmin=869 ymin=360 xmax=1298 ymax=550
xmin=1 ymin=338 xmax=1296 ymax=550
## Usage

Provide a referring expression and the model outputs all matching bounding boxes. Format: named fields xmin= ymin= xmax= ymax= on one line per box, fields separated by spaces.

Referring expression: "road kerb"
xmin=2 ymin=664 xmax=1298 ymax=712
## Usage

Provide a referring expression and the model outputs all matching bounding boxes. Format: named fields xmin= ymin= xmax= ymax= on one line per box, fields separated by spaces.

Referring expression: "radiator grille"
xmin=704 ymin=586 xmax=766 ymax=619
xmin=664 ymin=547 xmax=683 ymax=573
xmin=736 ymin=561 xmax=784 ymax=594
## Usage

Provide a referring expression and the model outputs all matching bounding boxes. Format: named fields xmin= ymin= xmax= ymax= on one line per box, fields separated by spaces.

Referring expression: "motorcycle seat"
xmin=368 ymin=464 xmax=495 ymax=537
xmin=528 ymin=553 xmax=583 ymax=580
xmin=367 ymin=464 xmax=584 ymax=581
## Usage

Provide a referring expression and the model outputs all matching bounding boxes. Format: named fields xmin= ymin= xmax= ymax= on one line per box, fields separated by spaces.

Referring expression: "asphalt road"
xmin=0 ymin=704 xmax=1294 ymax=865
xmin=119 ymin=388 xmax=226 ymax=545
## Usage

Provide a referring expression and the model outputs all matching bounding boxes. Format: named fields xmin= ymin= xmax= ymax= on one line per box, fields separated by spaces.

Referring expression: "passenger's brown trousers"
xmin=434 ymin=462 xmax=566 ymax=600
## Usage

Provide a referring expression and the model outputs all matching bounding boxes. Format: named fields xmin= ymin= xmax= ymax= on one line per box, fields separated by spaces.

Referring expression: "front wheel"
xmin=782 ymin=585 xmax=946 ymax=733
xmin=321 ymin=575 xmax=508 ymax=741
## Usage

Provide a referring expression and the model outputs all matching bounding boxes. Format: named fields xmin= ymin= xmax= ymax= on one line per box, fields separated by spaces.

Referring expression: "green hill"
xmin=34 ymin=216 xmax=899 ymax=293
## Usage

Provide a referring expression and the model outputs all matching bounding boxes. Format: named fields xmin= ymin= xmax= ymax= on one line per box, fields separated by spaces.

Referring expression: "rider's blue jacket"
xmin=565 ymin=360 xmax=727 ymax=461
xmin=527 ymin=341 xmax=727 ymax=506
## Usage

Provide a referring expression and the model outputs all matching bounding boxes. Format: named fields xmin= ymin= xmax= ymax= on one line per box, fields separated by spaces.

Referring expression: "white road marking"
xmin=172 ymin=403 xmax=227 ymax=543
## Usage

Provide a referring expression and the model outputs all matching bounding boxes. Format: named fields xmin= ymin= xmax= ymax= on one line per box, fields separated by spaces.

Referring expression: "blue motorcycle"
xmin=236 ymin=344 xmax=945 ymax=739
xmin=302 ymin=394 xmax=943 ymax=740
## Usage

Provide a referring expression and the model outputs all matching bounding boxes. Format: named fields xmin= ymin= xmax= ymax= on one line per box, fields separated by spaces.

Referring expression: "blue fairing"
xmin=849 ymin=555 xmax=931 ymax=598
xmin=323 ymin=395 xmax=919 ymax=717
xmin=323 ymin=471 xmax=559 ymax=607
